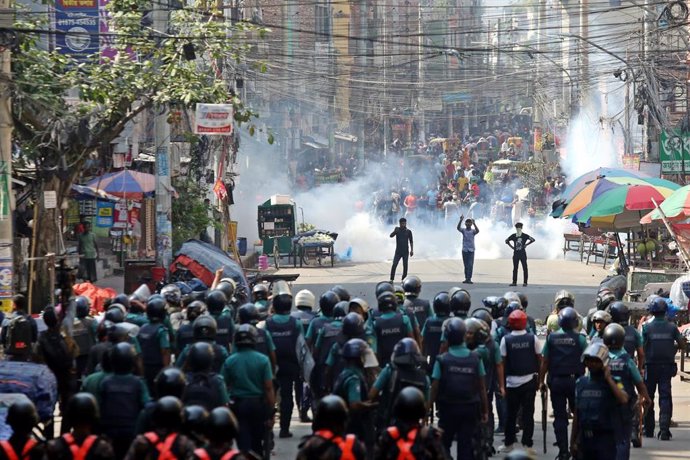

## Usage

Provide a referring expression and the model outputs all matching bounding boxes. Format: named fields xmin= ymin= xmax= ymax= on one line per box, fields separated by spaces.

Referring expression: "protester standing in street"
xmin=78 ymin=221 xmax=99 ymax=282
xmin=505 ymin=222 xmax=535 ymax=287
xmin=389 ymin=218 xmax=413 ymax=283
xmin=457 ymin=215 xmax=479 ymax=284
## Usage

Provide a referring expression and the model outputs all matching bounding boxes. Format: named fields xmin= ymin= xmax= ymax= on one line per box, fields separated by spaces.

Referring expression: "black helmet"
xmin=377 ymin=292 xmax=398 ymax=312
xmin=154 ymin=367 xmax=187 ymax=399
xmin=445 ymin=317 xmax=467 ymax=346
xmin=252 ymin=283 xmax=269 ymax=301
xmin=207 ymin=407 xmax=240 ymax=443
xmin=465 ymin=318 xmax=490 ymax=349
xmin=516 ymin=292 xmax=528 ymax=309
xmin=186 ymin=300 xmax=206 ymax=322
xmin=393 ymin=386 xmax=426 ymax=423
xmin=647 ymin=295 xmax=668 ymax=315
xmin=331 ymin=285 xmax=351 ymax=302
xmin=313 ymin=395 xmax=348 ymax=431
xmin=609 ymin=301 xmax=630 ymax=324
xmin=450 ymin=290 xmax=471 ymax=317
xmin=596 ymin=289 xmax=616 ymax=311
xmin=43 ymin=306 xmax=59 ymax=328
xmin=319 ymin=291 xmax=340 ymax=317
xmin=472 ymin=308 xmax=493 ymax=326
xmin=341 ymin=338 xmax=368 ymax=360
xmin=603 ymin=323 xmax=626 ymax=349
xmin=152 ymin=396 xmax=183 ymax=431
xmin=272 ymin=293 xmax=293 ymax=314
xmin=333 ymin=301 xmax=348 ymax=319
xmin=193 ymin=315 xmax=218 ymax=340
xmin=216 ymin=281 xmax=236 ymax=301
xmin=402 ymin=275 xmax=422 ymax=296
xmin=234 ymin=324 xmax=258 ymax=347
xmin=104 ymin=306 xmax=125 ymax=323
xmin=392 ymin=338 xmax=423 ymax=367
xmin=67 ymin=393 xmax=99 ymax=426
xmin=182 ymin=405 xmax=209 ymax=440
xmin=147 ymin=296 xmax=167 ymax=321
xmin=342 ymin=312 xmax=364 ymax=337
xmin=432 ymin=292 xmax=451 ymax=316
xmin=375 ymin=281 xmax=395 ymax=298
xmin=161 ymin=284 xmax=182 ymax=306
xmin=188 ymin=342 xmax=215 ymax=372
xmin=113 ymin=294 xmax=131 ymax=311
xmin=237 ymin=303 xmax=260 ymax=325
xmin=558 ymin=307 xmax=579 ymax=331
xmin=206 ymin=290 xmax=228 ymax=315
xmin=554 ymin=290 xmax=575 ymax=309
xmin=482 ymin=296 xmax=508 ymax=319
xmin=106 ymin=323 xmax=131 ymax=343
xmin=110 ymin=342 xmax=136 ymax=374
xmin=6 ymin=400 xmax=38 ymax=434
xmin=75 ymin=296 xmax=91 ymax=318
xmin=503 ymin=301 xmax=521 ymax=320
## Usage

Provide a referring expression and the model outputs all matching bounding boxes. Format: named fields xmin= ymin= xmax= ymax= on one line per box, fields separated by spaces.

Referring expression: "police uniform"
xmin=125 ymin=312 xmax=148 ymax=327
xmin=574 ymin=373 xmax=622 ymax=458
xmin=211 ymin=313 xmax=235 ymax=351
xmin=175 ymin=322 xmax=195 ymax=356
xmin=73 ymin=316 xmax=98 ymax=378
xmin=474 ymin=336 xmax=502 ymax=453
xmin=623 ymin=325 xmax=642 ymax=360
xmin=313 ymin=319 xmax=344 ymax=397
xmin=291 ymin=308 xmax=317 ymax=419
xmin=432 ymin=343 xmax=486 ymax=460
xmin=421 ymin=314 xmax=449 ymax=374
xmin=175 ymin=342 xmax=230 ymax=373
xmin=404 ymin=296 xmax=432 ymax=330
xmin=609 ymin=348 xmax=642 ymax=460
xmin=333 ymin=365 xmax=371 ymax=445
xmin=183 ymin=371 xmax=231 ymax=410
xmin=542 ymin=328 xmax=587 ymax=456
xmin=373 ymin=312 xmax=412 ymax=367
xmin=137 ymin=322 xmax=171 ymax=391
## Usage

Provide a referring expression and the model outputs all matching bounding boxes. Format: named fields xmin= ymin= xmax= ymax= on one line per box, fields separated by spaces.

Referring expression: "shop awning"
xmin=334 ymin=132 xmax=358 ymax=142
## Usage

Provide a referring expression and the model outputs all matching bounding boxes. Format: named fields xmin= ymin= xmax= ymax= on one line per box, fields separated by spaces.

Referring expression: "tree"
xmin=13 ymin=0 xmax=265 ymax=304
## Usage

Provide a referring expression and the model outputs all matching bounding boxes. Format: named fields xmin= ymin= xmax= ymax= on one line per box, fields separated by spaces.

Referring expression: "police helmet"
xmin=504 ymin=301 xmax=522 ymax=320
xmin=596 ymin=289 xmax=616 ymax=311
xmin=186 ymin=300 xmax=206 ymax=322
xmin=558 ymin=307 xmax=579 ymax=331
xmin=392 ymin=338 xmax=423 ymax=367
xmin=192 ymin=315 xmax=218 ymax=340
xmin=471 ymin=308 xmax=494 ymax=326
xmin=188 ymin=342 xmax=215 ymax=372
xmin=582 ymin=342 xmax=610 ymax=367
xmin=516 ymin=292 xmax=528 ymax=309
xmin=216 ymin=280 xmax=236 ymax=301
xmin=333 ymin=302 xmax=348 ymax=320
xmin=152 ymin=396 xmax=183 ymax=431
xmin=105 ymin=306 xmax=125 ymax=323
xmin=508 ymin=310 xmax=528 ymax=331
xmin=6 ymin=400 xmax=38 ymax=434
xmin=67 ymin=393 xmax=99 ymax=426
xmin=237 ymin=303 xmax=260 ymax=325
xmin=603 ymin=323 xmax=626 ymax=349
xmin=234 ymin=324 xmax=258 ymax=347
xmin=432 ymin=292 xmax=451 ymax=317
xmin=75 ymin=296 xmax=91 ymax=318
xmin=106 ymin=323 xmax=131 ymax=343
xmin=375 ymin=281 xmax=395 ymax=298
xmin=402 ymin=275 xmax=422 ymax=296
xmin=609 ymin=301 xmax=630 ymax=324
xmin=482 ymin=296 xmax=508 ymax=319
xmin=465 ymin=317 xmax=490 ymax=348
xmin=207 ymin=407 xmax=239 ymax=443
xmin=113 ymin=294 xmax=130 ymax=311
xmin=504 ymin=291 xmax=522 ymax=308
xmin=393 ymin=386 xmax=426 ymax=423
xmin=154 ymin=367 xmax=187 ymax=399
xmin=43 ymin=306 xmax=59 ymax=328
xmin=342 ymin=312 xmax=365 ymax=337
xmin=252 ymin=283 xmax=269 ymax=301
xmin=319 ymin=291 xmax=341 ymax=317
xmin=295 ymin=290 xmax=316 ymax=309
xmin=554 ymin=289 xmax=575 ymax=309
xmin=110 ymin=342 xmax=136 ymax=374
xmin=313 ymin=395 xmax=348 ymax=431
xmin=146 ymin=296 xmax=167 ymax=321
xmin=182 ymin=405 xmax=209 ymax=439
xmin=341 ymin=338 xmax=368 ymax=360
xmin=591 ymin=310 xmax=612 ymax=325
xmin=161 ymin=284 xmax=182 ymax=306
xmin=272 ymin=293 xmax=293 ymax=314
xmin=377 ymin=292 xmax=398 ymax=312
xmin=647 ymin=296 xmax=668 ymax=315
xmin=394 ymin=286 xmax=406 ymax=306
xmin=348 ymin=298 xmax=370 ymax=315
xmin=450 ymin=290 xmax=471 ymax=316
xmin=206 ymin=290 xmax=228 ymax=316
xmin=445 ymin=317 xmax=467 ymax=346
xmin=331 ymin=285 xmax=351 ymax=302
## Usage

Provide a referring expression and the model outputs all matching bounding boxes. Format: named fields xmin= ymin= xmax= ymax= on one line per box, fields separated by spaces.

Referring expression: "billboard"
xmin=54 ymin=0 xmax=100 ymax=62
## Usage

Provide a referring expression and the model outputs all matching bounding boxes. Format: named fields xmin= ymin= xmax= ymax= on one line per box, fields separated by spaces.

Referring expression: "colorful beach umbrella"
xmin=560 ymin=167 xmax=649 ymax=203
xmin=86 ymin=170 xmax=156 ymax=200
xmin=640 ymin=185 xmax=690 ymax=224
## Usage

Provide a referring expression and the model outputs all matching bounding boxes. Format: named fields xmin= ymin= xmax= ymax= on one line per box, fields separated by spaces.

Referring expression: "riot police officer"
xmin=175 ymin=316 xmax=229 ymax=373
xmin=332 ymin=285 xmax=352 ymax=303
xmin=291 ymin=289 xmax=317 ymax=422
xmin=571 ymin=343 xmax=629 ymax=459
xmin=326 ymin=312 xmax=369 ymax=392
xmin=182 ymin=342 xmax=230 ymax=410
xmin=374 ymin=387 xmax=445 ymax=460
xmin=175 ymin=300 xmax=205 ymax=356
xmin=373 ymin=292 xmax=414 ymax=367
xmin=125 ymin=298 xmax=148 ymax=327
xmin=642 ymin=296 xmax=685 ymax=440
xmin=538 ymin=307 xmax=587 ymax=460
xmin=252 ymin=284 xmax=270 ymax=313
xmin=193 ymin=407 xmax=248 ymax=460
xmin=430 ymin=317 xmax=488 ymax=460
xmin=236 ymin=304 xmax=277 ymax=374
xmin=450 ymin=289 xmax=471 ymax=319
xmin=137 ymin=367 xmax=188 ymax=434
xmin=546 ymin=290 xmax=576 ymax=334
xmin=296 ymin=395 xmax=366 ymax=460
xmin=161 ymin=284 xmax=184 ymax=331
xmin=182 ymin=406 xmax=209 ymax=449
xmin=313 ymin=304 xmax=347 ymax=397
xmin=421 ymin=292 xmax=451 ymax=374
xmin=138 ymin=297 xmax=171 ymax=392
xmin=0 ymin=400 xmax=44 ymax=460
xmin=46 ymin=393 xmax=115 ymax=460
xmin=586 ymin=288 xmax=616 ymax=335
xmin=402 ymin=275 xmax=432 ymax=327
xmin=220 ymin=324 xmax=275 ymax=457
xmin=73 ymin=296 xmax=97 ymax=378
xmin=589 ymin=310 xmax=612 ymax=345
xmin=609 ymin=301 xmax=644 ymax=369
xmin=206 ymin=290 xmax=235 ymax=351
xmin=306 ymin=291 xmax=339 ymax=350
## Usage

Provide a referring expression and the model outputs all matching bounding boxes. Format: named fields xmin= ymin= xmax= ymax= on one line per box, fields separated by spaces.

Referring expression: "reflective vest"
xmin=143 ymin=432 xmax=179 ymax=460
xmin=61 ymin=434 xmax=98 ymax=460
xmin=193 ymin=447 xmax=238 ymax=460
xmin=314 ymin=430 xmax=356 ymax=460
xmin=0 ymin=439 xmax=37 ymax=460
xmin=386 ymin=426 xmax=418 ymax=460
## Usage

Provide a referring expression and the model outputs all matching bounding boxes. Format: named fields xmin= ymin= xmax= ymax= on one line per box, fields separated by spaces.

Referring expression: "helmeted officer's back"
xmin=175 ymin=300 xmax=205 ymax=356
xmin=373 ymin=292 xmax=412 ymax=367
xmin=137 ymin=297 xmax=171 ymax=391
xmin=183 ymin=342 xmax=229 ymax=411
xmin=193 ymin=407 xmax=248 ymax=460
xmin=0 ymin=400 xmax=44 ymax=460
xmin=421 ymin=292 xmax=451 ymax=373
xmin=402 ymin=275 xmax=432 ymax=327
xmin=206 ymin=290 xmax=234 ymax=351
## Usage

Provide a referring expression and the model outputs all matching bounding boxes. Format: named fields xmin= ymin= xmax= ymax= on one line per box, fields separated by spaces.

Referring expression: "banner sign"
xmin=96 ymin=201 xmax=114 ymax=227
xmin=55 ymin=0 xmax=100 ymax=62
xmin=659 ymin=130 xmax=690 ymax=173
xmin=194 ymin=104 xmax=234 ymax=135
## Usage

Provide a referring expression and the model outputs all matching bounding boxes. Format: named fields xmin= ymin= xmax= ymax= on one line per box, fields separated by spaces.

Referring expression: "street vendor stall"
xmin=292 ymin=230 xmax=338 ymax=267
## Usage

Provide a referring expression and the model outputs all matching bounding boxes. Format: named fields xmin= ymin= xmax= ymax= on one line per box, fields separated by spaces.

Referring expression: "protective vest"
xmin=291 ymin=309 xmax=316 ymax=329
xmin=374 ymin=313 xmax=406 ymax=367
xmin=315 ymin=322 xmax=343 ymax=366
xmin=546 ymin=330 xmax=585 ymax=376
xmin=138 ymin=323 xmax=165 ymax=367
xmin=389 ymin=366 xmax=428 ymax=397
xmin=0 ymin=439 xmax=37 ymax=460
xmin=328 ymin=333 xmax=367 ymax=389
xmin=309 ymin=316 xmax=332 ymax=341
xmin=175 ymin=324 xmax=194 ymax=356
xmin=183 ymin=372 xmax=224 ymax=410
xmin=437 ymin=352 xmax=480 ymax=403
xmin=213 ymin=315 xmax=234 ymax=350
xmin=266 ymin=317 xmax=299 ymax=366
xmin=527 ymin=316 xmax=537 ymax=335
xmin=480 ymin=339 xmax=498 ymax=387
xmin=143 ymin=432 xmax=179 ymax=460
xmin=504 ymin=333 xmax=538 ymax=377
xmin=421 ymin=316 xmax=445 ymax=367
xmin=194 ymin=448 xmax=238 ymax=460
xmin=575 ymin=376 xmax=617 ymax=431
xmin=72 ymin=317 xmax=96 ymax=358
xmin=407 ymin=297 xmax=431 ymax=329
xmin=313 ymin=430 xmax=356 ymax=460
xmin=61 ymin=434 xmax=98 ymax=460
xmin=334 ymin=368 xmax=368 ymax=404
xmin=623 ymin=325 xmax=638 ymax=359
xmin=211 ymin=343 xmax=227 ymax=372
xmin=99 ymin=375 xmax=142 ymax=436
xmin=254 ymin=328 xmax=271 ymax=357
xmin=609 ymin=351 xmax=636 ymax=397
xmin=644 ymin=320 xmax=677 ymax=364
xmin=386 ymin=426 xmax=418 ymax=460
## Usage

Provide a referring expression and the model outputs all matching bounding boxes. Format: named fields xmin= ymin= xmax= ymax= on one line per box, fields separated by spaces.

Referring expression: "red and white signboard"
xmin=194 ymin=104 xmax=234 ymax=135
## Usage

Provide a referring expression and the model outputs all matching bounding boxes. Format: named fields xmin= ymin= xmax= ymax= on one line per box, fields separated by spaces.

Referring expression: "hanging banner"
xmin=213 ymin=179 xmax=228 ymax=201
xmin=95 ymin=201 xmax=114 ymax=227
xmin=194 ymin=104 xmax=234 ymax=135
xmin=660 ymin=130 xmax=690 ymax=173
xmin=54 ymin=0 xmax=100 ymax=62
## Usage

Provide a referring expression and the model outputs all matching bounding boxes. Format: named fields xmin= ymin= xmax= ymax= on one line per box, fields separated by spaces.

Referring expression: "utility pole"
xmin=417 ymin=1 xmax=425 ymax=143
xmin=0 ymin=0 xmax=14 ymax=312
xmin=154 ymin=1 xmax=172 ymax=273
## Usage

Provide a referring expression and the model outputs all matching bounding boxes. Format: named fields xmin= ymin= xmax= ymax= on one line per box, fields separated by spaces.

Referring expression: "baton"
xmin=541 ymin=386 xmax=548 ymax=454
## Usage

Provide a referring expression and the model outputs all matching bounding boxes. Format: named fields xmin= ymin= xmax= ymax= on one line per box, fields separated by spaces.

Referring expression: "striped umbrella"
xmin=640 ymin=185 xmax=690 ymax=224
xmin=86 ymin=170 xmax=156 ymax=200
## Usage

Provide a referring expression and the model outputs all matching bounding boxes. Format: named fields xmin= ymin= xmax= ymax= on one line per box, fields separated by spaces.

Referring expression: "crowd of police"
xmin=0 ymin=274 xmax=686 ymax=460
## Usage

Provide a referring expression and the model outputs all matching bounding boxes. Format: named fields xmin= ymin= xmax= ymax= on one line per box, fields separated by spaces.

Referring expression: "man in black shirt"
xmin=505 ymin=222 xmax=535 ymax=287
xmin=389 ymin=218 xmax=414 ymax=283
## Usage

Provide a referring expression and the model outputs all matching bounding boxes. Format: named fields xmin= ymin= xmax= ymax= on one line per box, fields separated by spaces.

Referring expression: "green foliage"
xmin=171 ymin=179 xmax=219 ymax=252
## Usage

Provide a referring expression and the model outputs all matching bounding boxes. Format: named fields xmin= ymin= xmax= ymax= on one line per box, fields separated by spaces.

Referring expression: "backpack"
xmin=6 ymin=315 xmax=33 ymax=357
xmin=38 ymin=331 xmax=73 ymax=375
xmin=182 ymin=373 xmax=221 ymax=411
xmin=72 ymin=319 xmax=95 ymax=358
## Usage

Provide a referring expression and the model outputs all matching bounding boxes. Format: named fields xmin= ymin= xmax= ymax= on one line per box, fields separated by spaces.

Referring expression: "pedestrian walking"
xmin=457 ymin=215 xmax=479 ymax=284
xmin=505 ymin=222 xmax=535 ymax=287
xmin=78 ymin=221 xmax=99 ymax=282
xmin=389 ymin=218 xmax=414 ymax=283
